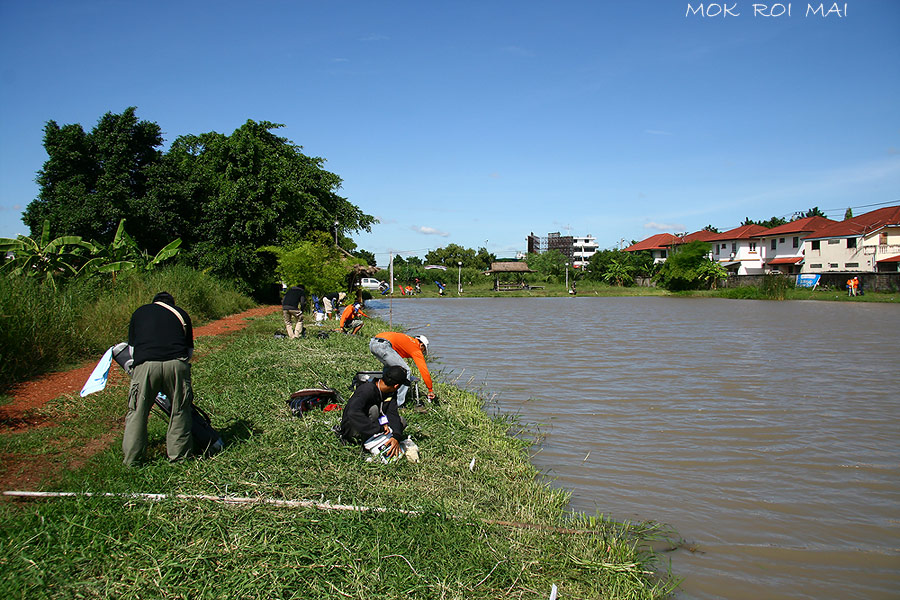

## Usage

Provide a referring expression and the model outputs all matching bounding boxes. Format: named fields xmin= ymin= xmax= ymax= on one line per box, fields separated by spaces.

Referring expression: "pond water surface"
xmin=368 ymin=296 xmax=900 ymax=600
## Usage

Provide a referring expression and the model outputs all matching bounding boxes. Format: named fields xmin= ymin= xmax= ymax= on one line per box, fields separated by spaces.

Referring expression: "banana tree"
xmin=80 ymin=219 xmax=182 ymax=280
xmin=139 ymin=237 xmax=182 ymax=270
xmin=0 ymin=220 xmax=91 ymax=289
xmin=602 ymin=258 xmax=635 ymax=286
xmin=697 ymin=260 xmax=728 ymax=290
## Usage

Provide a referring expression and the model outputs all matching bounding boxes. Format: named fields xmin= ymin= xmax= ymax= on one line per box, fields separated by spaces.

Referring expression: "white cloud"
xmin=413 ymin=226 xmax=450 ymax=237
xmin=644 ymin=221 xmax=685 ymax=231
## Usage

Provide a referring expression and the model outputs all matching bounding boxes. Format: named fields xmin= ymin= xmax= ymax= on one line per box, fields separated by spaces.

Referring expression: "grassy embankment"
xmin=0 ymin=265 xmax=256 ymax=394
xmin=0 ymin=311 xmax=678 ymax=599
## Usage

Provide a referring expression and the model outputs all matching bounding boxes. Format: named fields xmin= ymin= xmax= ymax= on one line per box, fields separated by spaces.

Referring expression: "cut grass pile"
xmin=0 ymin=314 xmax=679 ymax=599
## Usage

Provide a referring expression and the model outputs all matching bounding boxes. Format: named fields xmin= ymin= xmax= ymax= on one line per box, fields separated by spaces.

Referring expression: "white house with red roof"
xmin=750 ymin=216 xmax=837 ymax=275
xmin=801 ymin=206 xmax=900 ymax=273
xmin=707 ymin=224 xmax=770 ymax=275
xmin=623 ymin=233 xmax=677 ymax=263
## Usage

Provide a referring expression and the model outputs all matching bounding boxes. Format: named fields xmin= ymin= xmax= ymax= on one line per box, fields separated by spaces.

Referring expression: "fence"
xmin=719 ymin=272 xmax=900 ymax=293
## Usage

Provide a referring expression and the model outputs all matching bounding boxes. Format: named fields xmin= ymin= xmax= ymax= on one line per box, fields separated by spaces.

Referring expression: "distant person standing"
xmin=124 ymin=292 xmax=194 ymax=466
xmin=369 ymin=331 xmax=436 ymax=407
xmin=282 ymin=285 xmax=307 ymax=338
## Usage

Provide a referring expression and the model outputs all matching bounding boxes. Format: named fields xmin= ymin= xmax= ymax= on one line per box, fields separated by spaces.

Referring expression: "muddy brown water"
xmin=369 ymin=296 xmax=900 ymax=599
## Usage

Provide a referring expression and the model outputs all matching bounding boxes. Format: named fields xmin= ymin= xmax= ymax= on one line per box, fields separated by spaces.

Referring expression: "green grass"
xmin=684 ymin=287 xmax=900 ymax=302
xmin=0 ymin=314 xmax=679 ymax=599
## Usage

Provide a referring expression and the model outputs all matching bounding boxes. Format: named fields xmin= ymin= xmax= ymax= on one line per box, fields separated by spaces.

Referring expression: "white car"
xmin=360 ymin=277 xmax=384 ymax=290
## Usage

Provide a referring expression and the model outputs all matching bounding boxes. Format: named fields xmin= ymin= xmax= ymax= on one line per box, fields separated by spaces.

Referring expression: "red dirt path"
xmin=1 ymin=305 xmax=280 ymax=490
xmin=0 ymin=305 xmax=280 ymax=429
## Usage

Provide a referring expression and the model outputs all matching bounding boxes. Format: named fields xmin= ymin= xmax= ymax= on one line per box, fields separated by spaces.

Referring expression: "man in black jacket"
xmin=281 ymin=285 xmax=307 ymax=338
xmin=338 ymin=365 xmax=410 ymax=458
xmin=123 ymin=292 xmax=194 ymax=466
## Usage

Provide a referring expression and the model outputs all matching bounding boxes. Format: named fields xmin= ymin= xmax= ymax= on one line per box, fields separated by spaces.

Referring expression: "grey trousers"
xmin=369 ymin=337 xmax=412 ymax=406
xmin=123 ymin=359 xmax=194 ymax=465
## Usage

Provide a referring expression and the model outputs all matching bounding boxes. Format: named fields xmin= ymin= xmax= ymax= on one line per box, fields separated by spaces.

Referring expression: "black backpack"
xmin=286 ymin=387 xmax=340 ymax=417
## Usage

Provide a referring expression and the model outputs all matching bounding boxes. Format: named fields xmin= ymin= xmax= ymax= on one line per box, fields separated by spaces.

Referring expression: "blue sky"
xmin=2 ymin=1 xmax=898 ymax=264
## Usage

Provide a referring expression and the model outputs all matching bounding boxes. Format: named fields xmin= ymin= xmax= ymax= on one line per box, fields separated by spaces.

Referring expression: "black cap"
xmin=382 ymin=365 xmax=412 ymax=387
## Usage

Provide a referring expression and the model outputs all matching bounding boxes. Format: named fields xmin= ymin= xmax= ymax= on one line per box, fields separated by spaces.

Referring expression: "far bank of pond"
xmin=371 ymin=281 xmax=899 ymax=302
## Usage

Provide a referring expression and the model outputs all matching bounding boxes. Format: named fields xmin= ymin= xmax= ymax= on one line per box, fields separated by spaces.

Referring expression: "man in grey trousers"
xmin=123 ymin=292 xmax=194 ymax=466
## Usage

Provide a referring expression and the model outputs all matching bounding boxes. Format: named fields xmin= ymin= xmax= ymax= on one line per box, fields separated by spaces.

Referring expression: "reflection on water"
xmin=370 ymin=297 xmax=900 ymax=600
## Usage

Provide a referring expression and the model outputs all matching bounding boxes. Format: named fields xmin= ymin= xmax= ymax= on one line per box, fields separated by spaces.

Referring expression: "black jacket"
xmin=128 ymin=302 xmax=193 ymax=366
xmin=339 ymin=380 xmax=404 ymax=443
xmin=282 ymin=286 xmax=307 ymax=311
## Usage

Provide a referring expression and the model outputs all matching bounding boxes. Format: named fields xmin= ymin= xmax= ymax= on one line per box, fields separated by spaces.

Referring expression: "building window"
xmin=828 ymin=239 xmax=840 ymax=245
xmin=721 ymin=243 xmax=727 ymax=250
xmin=749 ymin=242 xmax=757 ymax=252
xmin=846 ymin=263 xmax=859 ymax=268
xmin=715 ymin=245 xmax=719 ymax=255
xmin=793 ymin=237 xmax=799 ymax=248
xmin=731 ymin=242 xmax=737 ymax=253
xmin=847 ymin=238 xmax=857 ymax=249
xmin=829 ymin=263 xmax=839 ymax=268
xmin=771 ymin=239 xmax=777 ymax=250
xmin=811 ymin=240 xmax=820 ymax=250
xmin=811 ymin=264 xmax=822 ymax=268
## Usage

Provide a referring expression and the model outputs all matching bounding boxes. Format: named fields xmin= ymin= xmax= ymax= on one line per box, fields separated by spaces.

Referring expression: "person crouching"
xmin=337 ymin=365 xmax=410 ymax=459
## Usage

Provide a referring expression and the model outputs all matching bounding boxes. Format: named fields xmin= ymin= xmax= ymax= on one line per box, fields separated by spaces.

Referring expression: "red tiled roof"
xmin=767 ymin=256 xmax=804 ymax=265
xmin=708 ymin=224 xmax=770 ymax=241
xmin=877 ymin=255 xmax=900 ymax=263
xmin=806 ymin=205 xmax=900 ymax=240
xmin=751 ymin=216 xmax=837 ymax=238
xmin=623 ymin=233 xmax=677 ymax=252
xmin=671 ymin=230 xmax=720 ymax=245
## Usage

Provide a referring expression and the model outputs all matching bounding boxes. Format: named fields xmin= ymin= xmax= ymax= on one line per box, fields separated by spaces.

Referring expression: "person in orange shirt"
xmin=338 ymin=303 xmax=369 ymax=335
xmin=369 ymin=331 xmax=436 ymax=407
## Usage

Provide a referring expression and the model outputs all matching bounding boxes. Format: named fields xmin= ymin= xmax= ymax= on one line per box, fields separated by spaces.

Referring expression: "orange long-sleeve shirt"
xmin=339 ymin=304 xmax=369 ymax=329
xmin=374 ymin=331 xmax=433 ymax=392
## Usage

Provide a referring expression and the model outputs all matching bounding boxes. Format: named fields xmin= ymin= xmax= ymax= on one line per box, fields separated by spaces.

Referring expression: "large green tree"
xmin=424 ymin=244 xmax=477 ymax=268
xmin=263 ymin=241 xmax=350 ymax=296
xmin=586 ymin=248 xmax=653 ymax=284
xmin=162 ymin=120 xmax=375 ymax=293
xmin=24 ymin=107 xmax=163 ymax=243
xmin=525 ymin=250 xmax=567 ymax=281
xmin=25 ymin=111 xmax=375 ymax=296
xmin=653 ymin=240 xmax=714 ymax=291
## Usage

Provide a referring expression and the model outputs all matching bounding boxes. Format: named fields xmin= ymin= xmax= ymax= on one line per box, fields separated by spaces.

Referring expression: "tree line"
xmin=14 ymin=107 xmax=376 ymax=297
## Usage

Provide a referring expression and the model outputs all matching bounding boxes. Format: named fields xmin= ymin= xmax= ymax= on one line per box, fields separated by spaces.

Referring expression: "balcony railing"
xmin=863 ymin=244 xmax=900 ymax=258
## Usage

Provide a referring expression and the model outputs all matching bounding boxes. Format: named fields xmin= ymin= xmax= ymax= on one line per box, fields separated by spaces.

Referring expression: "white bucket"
xmin=363 ymin=433 xmax=399 ymax=463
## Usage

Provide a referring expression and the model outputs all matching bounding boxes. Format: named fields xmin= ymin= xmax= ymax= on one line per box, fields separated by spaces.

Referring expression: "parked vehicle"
xmin=360 ymin=277 xmax=384 ymax=290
